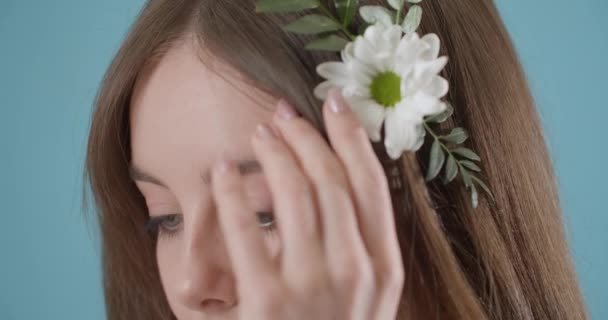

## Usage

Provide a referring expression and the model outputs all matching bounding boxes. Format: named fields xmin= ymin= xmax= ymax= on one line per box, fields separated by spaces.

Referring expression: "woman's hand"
xmin=211 ymin=89 xmax=404 ymax=320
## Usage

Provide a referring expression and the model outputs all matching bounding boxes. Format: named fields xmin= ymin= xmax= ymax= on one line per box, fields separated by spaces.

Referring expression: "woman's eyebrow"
xmin=129 ymin=159 xmax=262 ymax=188
xmin=129 ymin=164 xmax=169 ymax=188
xmin=201 ymin=159 xmax=263 ymax=184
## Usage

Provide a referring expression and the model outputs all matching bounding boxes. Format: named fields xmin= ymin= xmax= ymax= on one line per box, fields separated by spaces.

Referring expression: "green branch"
xmin=317 ymin=2 xmax=357 ymax=41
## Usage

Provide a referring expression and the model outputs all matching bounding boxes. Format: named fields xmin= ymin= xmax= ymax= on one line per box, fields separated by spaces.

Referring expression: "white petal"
xmin=341 ymin=42 xmax=355 ymax=63
xmin=404 ymin=30 xmax=420 ymax=41
xmin=411 ymin=56 xmax=448 ymax=90
xmin=314 ymin=81 xmax=334 ymax=100
xmin=414 ymin=56 xmax=448 ymax=79
xmin=349 ymin=97 xmax=386 ymax=142
xmin=317 ymin=62 xmax=349 ymax=84
xmin=347 ymin=59 xmax=374 ymax=85
xmin=363 ymin=23 xmax=386 ymax=41
xmin=397 ymin=32 xmax=420 ymax=52
xmin=343 ymin=84 xmax=371 ymax=99
xmin=377 ymin=56 xmax=395 ymax=73
xmin=422 ymin=76 xmax=449 ymax=98
xmin=410 ymin=124 xmax=426 ymax=151
xmin=420 ymin=33 xmax=441 ymax=60
xmin=354 ymin=37 xmax=376 ymax=63
xmin=384 ymin=25 xmax=403 ymax=50
xmin=399 ymin=93 xmax=444 ymax=117
xmin=395 ymin=35 xmax=426 ymax=70
xmin=384 ymin=109 xmax=424 ymax=158
xmin=431 ymin=101 xmax=448 ymax=117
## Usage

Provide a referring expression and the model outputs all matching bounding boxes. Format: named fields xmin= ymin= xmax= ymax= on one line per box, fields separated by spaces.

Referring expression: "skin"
xmin=130 ymin=37 xmax=404 ymax=319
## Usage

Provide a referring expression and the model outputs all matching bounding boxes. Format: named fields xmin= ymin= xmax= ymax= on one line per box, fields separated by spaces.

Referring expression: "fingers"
xmin=271 ymin=100 xmax=375 ymax=320
xmin=323 ymin=89 xmax=404 ymax=316
xmin=211 ymin=158 xmax=275 ymax=293
xmin=244 ymin=93 xmax=403 ymax=319
xmin=271 ymin=101 xmax=370 ymax=273
xmin=250 ymin=121 xmax=325 ymax=278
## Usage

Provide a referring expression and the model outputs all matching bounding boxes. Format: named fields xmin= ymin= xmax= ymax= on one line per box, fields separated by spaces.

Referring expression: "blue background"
xmin=1 ymin=0 xmax=606 ymax=319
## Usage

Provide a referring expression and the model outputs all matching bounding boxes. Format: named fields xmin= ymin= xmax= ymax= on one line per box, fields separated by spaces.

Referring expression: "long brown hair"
xmin=84 ymin=0 xmax=587 ymax=319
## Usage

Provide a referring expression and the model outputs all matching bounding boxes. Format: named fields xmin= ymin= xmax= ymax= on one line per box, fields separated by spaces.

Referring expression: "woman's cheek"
xmin=155 ymin=235 xmax=182 ymax=294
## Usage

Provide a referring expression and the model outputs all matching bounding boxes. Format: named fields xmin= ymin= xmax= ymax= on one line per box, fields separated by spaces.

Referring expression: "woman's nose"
xmin=175 ymin=210 xmax=237 ymax=313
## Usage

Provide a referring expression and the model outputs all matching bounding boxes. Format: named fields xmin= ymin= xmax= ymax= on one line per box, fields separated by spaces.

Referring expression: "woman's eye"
xmin=146 ymin=212 xmax=274 ymax=239
xmin=256 ymin=211 xmax=275 ymax=230
xmin=160 ymin=214 xmax=183 ymax=231
xmin=145 ymin=214 xmax=183 ymax=239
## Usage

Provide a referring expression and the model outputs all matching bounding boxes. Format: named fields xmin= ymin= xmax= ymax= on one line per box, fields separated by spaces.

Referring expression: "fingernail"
xmin=215 ymin=157 xmax=233 ymax=175
xmin=256 ymin=123 xmax=278 ymax=139
xmin=276 ymin=100 xmax=297 ymax=120
xmin=328 ymin=89 xmax=347 ymax=114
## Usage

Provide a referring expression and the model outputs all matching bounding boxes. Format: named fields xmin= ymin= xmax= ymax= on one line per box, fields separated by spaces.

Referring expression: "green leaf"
xmin=471 ymin=176 xmax=496 ymax=202
xmin=387 ymin=0 xmax=404 ymax=10
xmin=452 ymin=147 xmax=481 ymax=162
xmin=407 ymin=0 xmax=423 ymax=3
xmin=460 ymin=160 xmax=481 ymax=172
xmin=283 ymin=14 xmax=341 ymax=34
xmin=470 ymin=184 xmax=479 ymax=208
xmin=460 ymin=167 xmax=473 ymax=188
xmin=425 ymin=102 xmax=453 ymax=124
xmin=401 ymin=4 xmax=422 ymax=33
xmin=443 ymin=154 xmax=458 ymax=184
xmin=335 ymin=0 xmax=359 ymax=26
xmin=441 ymin=127 xmax=469 ymax=144
xmin=359 ymin=5 xmax=394 ymax=26
xmin=305 ymin=34 xmax=349 ymax=51
xmin=425 ymin=140 xmax=445 ymax=181
xmin=256 ymin=0 xmax=319 ymax=13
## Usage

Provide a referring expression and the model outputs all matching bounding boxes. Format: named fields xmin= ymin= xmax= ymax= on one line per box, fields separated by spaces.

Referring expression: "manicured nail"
xmin=215 ymin=157 xmax=233 ymax=175
xmin=256 ymin=123 xmax=278 ymax=139
xmin=276 ymin=100 xmax=297 ymax=120
xmin=328 ymin=89 xmax=348 ymax=114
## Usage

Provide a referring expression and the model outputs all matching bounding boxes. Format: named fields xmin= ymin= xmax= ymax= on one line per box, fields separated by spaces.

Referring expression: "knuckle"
xmin=363 ymin=161 xmax=389 ymax=188
xmin=340 ymin=116 xmax=366 ymax=135
xmin=352 ymin=124 xmax=369 ymax=139
xmin=334 ymin=257 xmax=374 ymax=289
xmin=322 ymin=182 xmax=352 ymax=206
xmin=340 ymin=131 xmax=389 ymax=186
xmin=316 ymin=163 xmax=351 ymax=192
xmin=290 ymin=119 xmax=317 ymax=137
xmin=261 ymin=137 xmax=287 ymax=155
xmin=284 ymin=175 xmax=314 ymax=200
xmin=316 ymin=158 xmax=345 ymax=182
xmin=376 ymin=264 xmax=405 ymax=295
xmin=343 ymin=125 xmax=368 ymax=146
xmin=297 ymin=281 xmax=326 ymax=298
xmin=359 ymin=165 xmax=390 ymax=199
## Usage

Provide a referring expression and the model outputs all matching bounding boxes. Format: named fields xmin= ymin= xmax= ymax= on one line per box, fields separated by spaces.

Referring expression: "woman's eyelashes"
xmin=144 ymin=211 xmax=276 ymax=239
xmin=257 ymin=211 xmax=276 ymax=235
xmin=145 ymin=214 xmax=183 ymax=239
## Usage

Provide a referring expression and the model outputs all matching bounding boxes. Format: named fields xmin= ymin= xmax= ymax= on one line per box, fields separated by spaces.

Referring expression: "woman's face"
xmin=129 ymin=39 xmax=281 ymax=319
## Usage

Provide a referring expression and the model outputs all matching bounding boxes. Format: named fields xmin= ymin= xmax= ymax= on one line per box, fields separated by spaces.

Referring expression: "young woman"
xmin=84 ymin=0 xmax=587 ymax=319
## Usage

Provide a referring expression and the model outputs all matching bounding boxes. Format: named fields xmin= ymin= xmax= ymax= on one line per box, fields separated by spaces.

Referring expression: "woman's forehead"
xmin=128 ymin=42 xmax=277 ymax=194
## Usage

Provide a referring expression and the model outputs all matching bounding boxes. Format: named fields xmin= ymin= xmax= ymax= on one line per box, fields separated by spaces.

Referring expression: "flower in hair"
xmin=313 ymin=24 xmax=449 ymax=159
xmin=255 ymin=0 xmax=494 ymax=208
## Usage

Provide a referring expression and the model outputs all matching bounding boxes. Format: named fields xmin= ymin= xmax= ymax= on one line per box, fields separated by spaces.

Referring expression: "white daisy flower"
xmin=314 ymin=24 xmax=449 ymax=159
